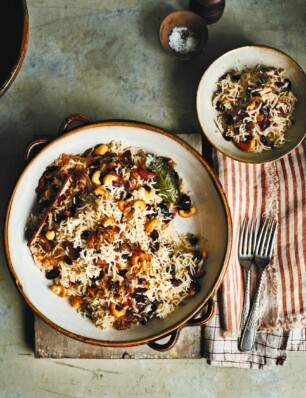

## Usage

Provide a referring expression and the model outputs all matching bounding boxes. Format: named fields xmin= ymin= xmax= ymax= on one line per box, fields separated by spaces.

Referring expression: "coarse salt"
xmin=169 ymin=27 xmax=198 ymax=54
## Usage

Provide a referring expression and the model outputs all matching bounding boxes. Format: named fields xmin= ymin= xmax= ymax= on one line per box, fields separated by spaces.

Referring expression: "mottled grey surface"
xmin=1 ymin=0 xmax=306 ymax=397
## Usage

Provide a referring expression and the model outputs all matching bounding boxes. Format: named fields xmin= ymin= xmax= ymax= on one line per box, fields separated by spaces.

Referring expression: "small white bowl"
xmin=196 ymin=45 xmax=306 ymax=163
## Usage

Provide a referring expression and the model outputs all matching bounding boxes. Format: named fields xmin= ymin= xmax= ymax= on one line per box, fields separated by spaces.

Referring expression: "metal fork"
xmin=239 ymin=218 xmax=277 ymax=352
xmin=238 ymin=217 xmax=257 ymax=331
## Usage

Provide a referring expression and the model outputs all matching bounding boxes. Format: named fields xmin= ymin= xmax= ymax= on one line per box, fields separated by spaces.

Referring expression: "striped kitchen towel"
xmin=202 ymin=141 xmax=306 ymax=368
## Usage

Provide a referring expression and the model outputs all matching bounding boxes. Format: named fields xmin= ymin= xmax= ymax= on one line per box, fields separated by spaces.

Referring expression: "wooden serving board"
xmin=34 ymin=134 xmax=203 ymax=359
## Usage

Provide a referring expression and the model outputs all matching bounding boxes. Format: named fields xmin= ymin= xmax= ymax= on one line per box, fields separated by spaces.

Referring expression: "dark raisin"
xmin=45 ymin=267 xmax=60 ymax=280
xmin=234 ymin=127 xmax=240 ymax=135
xmin=121 ymin=150 xmax=134 ymax=167
xmin=177 ymin=194 xmax=191 ymax=212
xmin=146 ymin=206 xmax=158 ymax=220
xmin=190 ymin=280 xmax=200 ymax=293
xmin=143 ymin=184 xmax=151 ymax=192
xmin=223 ymin=134 xmax=232 ymax=141
xmin=260 ymin=136 xmax=274 ymax=147
xmin=108 ymin=281 xmax=120 ymax=292
xmin=246 ymin=87 xmax=252 ymax=100
xmin=138 ymin=278 xmax=147 ymax=285
xmin=172 ymin=279 xmax=182 ymax=287
xmin=126 ymin=307 xmax=134 ymax=316
xmin=231 ymin=74 xmax=241 ymax=81
xmin=150 ymin=229 xmax=159 ymax=241
xmin=150 ymin=242 xmax=160 ymax=253
xmin=125 ymin=192 xmax=133 ymax=200
xmin=45 ymin=165 xmax=59 ymax=173
xmin=225 ymin=113 xmax=234 ymax=125
xmin=260 ymin=105 xmax=270 ymax=115
xmin=64 ymin=255 xmax=73 ymax=265
xmin=90 ymin=271 xmax=104 ymax=282
xmin=64 ymin=242 xmax=82 ymax=260
xmin=134 ymin=294 xmax=147 ymax=303
xmin=193 ymin=250 xmax=203 ymax=260
xmin=215 ymin=101 xmax=225 ymax=112
xmin=119 ymin=269 xmax=128 ymax=276
xmin=157 ymin=202 xmax=169 ymax=214
xmin=121 ymin=253 xmax=130 ymax=260
xmin=136 ymin=287 xmax=148 ymax=293
xmin=145 ymin=302 xmax=157 ymax=315
xmin=73 ymin=193 xmax=86 ymax=208
xmin=140 ymin=318 xmax=147 ymax=325
xmin=81 ymin=231 xmax=90 ymax=240
xmin=258 ymin=73 xmax=269 ymax=84
xmin=260 ymin=116 xmax=271 ymax=131
xmin=242 ymin=135 xmax=253 ymax=142
xmin=54 ymin=213 xmax=67 ymax=223
xmin=245 ymin=121 xmax=255 ymax=132
xmin=189 ymin=236 xmax=199 ymax=246
xmin=69 ymin=204 xmax=77 ymax=217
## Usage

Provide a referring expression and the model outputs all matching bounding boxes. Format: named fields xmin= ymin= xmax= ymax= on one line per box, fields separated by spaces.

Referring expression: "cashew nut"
xmin=145 ymin=218 xmax=159 ymax=233
xmin=70 ymin=296 xmax=83 ymax=309
xmin=92 ymin=170 xmax=101 ymax=186
xmin=102 ymin=217 xmax=115 ymax=228
xmin=236 ymin=139 xmax=256 ymax=152
xmin=118 ymin=200 xmax=126 ymax=211
xmin=133 ymin=199 xmax=146 ymax=210
xmin=93 ymin=185 xmax=110 ymax=198
xmin=178 ymin=206 xmax=197 ymax=218
xmin=45 ymin=230 xmax=55 ymax=240
xmin=129 ymin=251 xmax=147 ymax=266
xmin=94 ymin=144 xmax=109 ymax=156
xmin=110 ymin=302 xmax=127 ymax=318
xmin=50 ymin=284 xmax=67 ymax=297
xmin=103 ymin=173 xmax=121 ymax=187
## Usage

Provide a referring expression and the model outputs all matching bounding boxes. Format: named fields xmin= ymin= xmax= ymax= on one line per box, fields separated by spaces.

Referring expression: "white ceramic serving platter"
xmin=5 ymin=122 xmax=231 ymax=346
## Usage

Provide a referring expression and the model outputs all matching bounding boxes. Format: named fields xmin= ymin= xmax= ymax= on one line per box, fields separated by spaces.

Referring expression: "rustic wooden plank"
xmin=34 ymin=133 xmax=203 ymax=359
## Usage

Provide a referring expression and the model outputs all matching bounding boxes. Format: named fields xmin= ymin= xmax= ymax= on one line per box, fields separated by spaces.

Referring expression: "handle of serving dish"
xmin=57 ymin=113 xmax=92 ymax=136
xmin=24 ymin=114 xmax=93 ymax=162
xmin=24 ymin=138 xmax=50 ymax=162
xmin=185 ymin=297 xmax=215 ymax=327
xmin=147 ymin=298 xmax=215 ymax=352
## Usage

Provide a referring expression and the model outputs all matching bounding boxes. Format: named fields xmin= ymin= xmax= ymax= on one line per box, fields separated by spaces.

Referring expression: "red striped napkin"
xmin=202 ymin=141 xmax=306 ymax=368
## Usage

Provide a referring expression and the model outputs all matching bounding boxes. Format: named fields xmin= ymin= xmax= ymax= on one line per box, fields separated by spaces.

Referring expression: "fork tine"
xmin=252 ymin=218 xmax=258 ymax=252
xmin=265 ymin=220 xmax=277 ymax=257
xmin=243 ymin=218 xmax=249 ymax=255
xmin=247 ymin=218 xmax=254 ymax=255
xmin=239 ymin=217 xmax=246 ymax=256
xmin=256 ymin=218 xmax=269 ymax=256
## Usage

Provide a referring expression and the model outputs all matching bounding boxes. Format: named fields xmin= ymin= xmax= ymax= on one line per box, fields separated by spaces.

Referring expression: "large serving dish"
xmin=5 ymin=118 xmax=232 ymax=348
xmin=0 ymin=0 xmax=29 ymax=97
xmin=197 ymin=45 xmax=306 ymax=163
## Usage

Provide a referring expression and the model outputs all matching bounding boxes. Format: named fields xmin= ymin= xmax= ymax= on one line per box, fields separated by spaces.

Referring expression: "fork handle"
xmin=240 ymin=268 xmax=251 ymax=331
xmin=239 ymin=271 xmax=265 ymax=352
